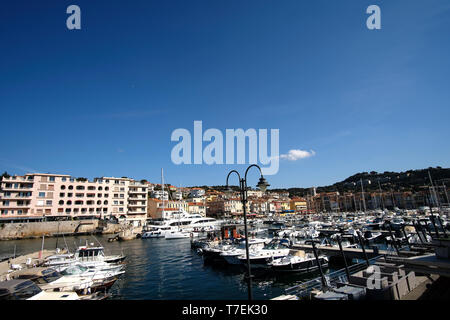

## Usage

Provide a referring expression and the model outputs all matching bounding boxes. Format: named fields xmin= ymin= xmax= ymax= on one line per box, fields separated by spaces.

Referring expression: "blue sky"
xmin=1 ymin=0 xmax=449 ymax=188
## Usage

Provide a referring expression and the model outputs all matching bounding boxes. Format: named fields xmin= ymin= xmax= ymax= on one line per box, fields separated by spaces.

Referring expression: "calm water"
xmin=0 ymin=235 xmax=332 ymax=300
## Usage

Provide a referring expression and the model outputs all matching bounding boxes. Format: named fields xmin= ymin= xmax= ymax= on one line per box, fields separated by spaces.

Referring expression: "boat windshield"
xmin=35 ymin=271 xmax=61 ymax=284
xmin=61 ymin=265 xmax=89 ymax=275
xmin=263 ymin=241 xmax=283 ymax=250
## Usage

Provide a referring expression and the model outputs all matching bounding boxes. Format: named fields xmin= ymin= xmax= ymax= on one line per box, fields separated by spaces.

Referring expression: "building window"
xmin=49 ymin=177 xmax=55 ymax=182
xmin=75 ymin=200 xmax=83 ymax=205
xmin=46 ymin=200 xmax=52 ymax=205
xmin=76 ymin=186 xmax=85 ymax=190
xmin=59 ymin=200 xmax=64 ymax=205
xmin=68 ymin=185 xmax=73 ymax=190
xmin=98 ymin=186 xmax=103 ymax=191
xmin=39 ymin=192 xmax=45 ymax=198
xmin=62 ymin=177 xmax=66 ymax=182
xmin=104 ymin=200 xmax=108 ymax=205
xmin=61 ymin=185 xmax=66 ymax=190
xmin=60 ymin=193 xmax=65 ymax=197
xmin=67 ymin=200 xmax=72 ymax=205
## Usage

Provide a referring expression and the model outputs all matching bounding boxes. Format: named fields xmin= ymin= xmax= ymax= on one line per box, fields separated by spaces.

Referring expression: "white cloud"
xmin=280 ymin=149 xmax=316 ymax=161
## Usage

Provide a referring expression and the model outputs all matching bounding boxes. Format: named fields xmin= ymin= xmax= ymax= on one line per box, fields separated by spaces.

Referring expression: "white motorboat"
xmin=164 ymin=230 xmax=191 ymax=239
xmin=220 ymin=238 xmax=268 ymax=265
xmin=45 ymin=244 xmax=125 ymax=269
xmin=59 ymin=264 xmax=125 ymax=291
xmin=142 ymin=226 xmax=178 ymax=238
xmin=32 ymin=269 xmax=94 ymax=293
xmin=237 ymin=239 xmax=290 ymax=268
xmin=269 ymin=250 xmax=329 ymax=273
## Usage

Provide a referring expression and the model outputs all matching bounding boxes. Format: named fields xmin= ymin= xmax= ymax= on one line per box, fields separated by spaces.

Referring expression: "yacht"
xmin=145 ymin=210 xmax=221 ymax=233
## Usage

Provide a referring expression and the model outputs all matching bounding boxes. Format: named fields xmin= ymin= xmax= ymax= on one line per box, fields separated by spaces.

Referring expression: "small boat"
xmin=363 ymin=230 xmax=382 ymax=243
xmin=237 ymin=239 xmax=290 ymax=268
xmin=142 ymin=226 xmax=178 ymax=239
xmin=44 ymin=243 xmax=126 ymax=269
xmin=269 ymin=250 xmax=328 ymax=273
xmin=165 ymin=230 xmax=191 ymax=239
xmin=220 ymin=238 xmax=268 ymax=265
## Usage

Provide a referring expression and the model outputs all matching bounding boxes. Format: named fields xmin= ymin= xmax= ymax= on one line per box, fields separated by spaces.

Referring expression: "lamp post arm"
xmin=226 ymin=170 xmax=241 ymax=188
xmin=244 ymin=164 xmax=264 ymax=181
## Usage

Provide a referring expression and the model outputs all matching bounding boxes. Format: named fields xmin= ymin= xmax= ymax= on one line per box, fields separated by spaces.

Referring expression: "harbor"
xmin=1 ymin=207 xmax=449 ymax=300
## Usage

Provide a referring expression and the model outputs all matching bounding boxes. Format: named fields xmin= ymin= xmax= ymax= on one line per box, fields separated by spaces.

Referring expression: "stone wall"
xmin=0 ymin=220 xmax=100 ymax=240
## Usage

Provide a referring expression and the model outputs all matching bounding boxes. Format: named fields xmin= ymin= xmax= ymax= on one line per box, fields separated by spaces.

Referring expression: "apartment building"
xmin=0 ymin=174 xmax=148 ymax=226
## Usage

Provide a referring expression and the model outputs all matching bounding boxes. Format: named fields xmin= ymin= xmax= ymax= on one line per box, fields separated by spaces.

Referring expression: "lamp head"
xmin=257 ymin=176 xmax=270 ymax=192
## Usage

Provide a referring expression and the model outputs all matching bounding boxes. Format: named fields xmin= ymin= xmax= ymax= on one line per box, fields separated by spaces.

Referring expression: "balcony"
xmin=128 ymin=203 xmax=146 ymax=207
xmin=129 ymin=189 xmax=147 ymax=194
xmin=0 ymin=194 xmax=32 ymax=200
xmin=1 ymin=176 xmax=34 ymax=183
xmin=2 ymin=185 xmax=33 ymax=191
xmin=127 ymin=210 xmax=147 ymax=215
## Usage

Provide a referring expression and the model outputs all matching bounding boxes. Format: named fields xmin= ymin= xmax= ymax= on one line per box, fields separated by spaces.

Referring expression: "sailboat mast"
xmin=428 ymin=170 xmax=440 ymax=210
xmin=161 ymin=168 xmax=165 ymax=219
xmin=360 ymin=178 xmax=367 ymax=212
xmin=378 ymin=178 xmax=385 ymax=210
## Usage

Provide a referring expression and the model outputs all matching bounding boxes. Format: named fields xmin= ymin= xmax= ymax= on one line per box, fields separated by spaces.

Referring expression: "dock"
xmin=0 ymin=249 xmax=56 ymax=281
xmin=291 ymin=243 xmax=417 ymax=259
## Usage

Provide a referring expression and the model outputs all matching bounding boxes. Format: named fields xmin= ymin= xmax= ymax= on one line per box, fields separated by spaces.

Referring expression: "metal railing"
xmin=284 ymin=255 xmax=384 ymax=298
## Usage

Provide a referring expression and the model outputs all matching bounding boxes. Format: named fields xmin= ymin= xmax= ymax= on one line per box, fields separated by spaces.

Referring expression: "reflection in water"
xmin=0 ymin=235 xmax=332 ymax=300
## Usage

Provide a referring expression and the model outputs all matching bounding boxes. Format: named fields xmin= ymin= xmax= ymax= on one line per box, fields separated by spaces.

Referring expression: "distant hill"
xmin=271 ymin=167 xmax=450 ymax=198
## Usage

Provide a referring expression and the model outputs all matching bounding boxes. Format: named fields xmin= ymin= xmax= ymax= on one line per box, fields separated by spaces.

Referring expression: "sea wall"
xmin=0 ymin=220 xmax=101 ymax=240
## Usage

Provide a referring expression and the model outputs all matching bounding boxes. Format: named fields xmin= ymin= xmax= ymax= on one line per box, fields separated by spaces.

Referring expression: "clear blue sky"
xmin=1 ymin=0 xmax=449 ymax=188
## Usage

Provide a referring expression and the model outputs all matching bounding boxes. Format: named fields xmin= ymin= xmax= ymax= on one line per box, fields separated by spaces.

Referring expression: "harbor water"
xmin=0 ymin=235 xmax=335 ymax=300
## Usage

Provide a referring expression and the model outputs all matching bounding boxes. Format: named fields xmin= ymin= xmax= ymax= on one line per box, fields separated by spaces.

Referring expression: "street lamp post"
xmin=226 ymin=165 xmax=269 ymax=301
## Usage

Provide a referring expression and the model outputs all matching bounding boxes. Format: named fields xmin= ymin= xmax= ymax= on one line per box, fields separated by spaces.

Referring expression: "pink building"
xmin=0 ymin=173 xmax=148 ymax=226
